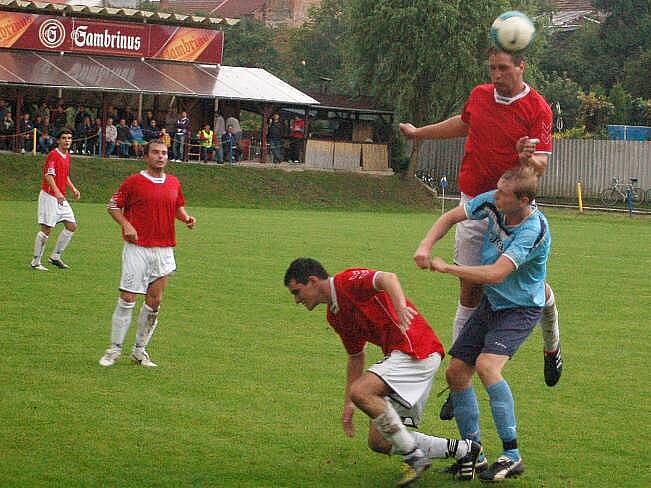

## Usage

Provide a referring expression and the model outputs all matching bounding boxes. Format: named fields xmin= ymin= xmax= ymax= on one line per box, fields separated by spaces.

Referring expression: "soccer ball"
xmin=490 ymin=11 xmax=535 ymax=52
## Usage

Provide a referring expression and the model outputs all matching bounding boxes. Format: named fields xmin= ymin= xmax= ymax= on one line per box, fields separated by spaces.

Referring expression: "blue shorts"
xmin=449 ymin=296 xmax=542 ymax=365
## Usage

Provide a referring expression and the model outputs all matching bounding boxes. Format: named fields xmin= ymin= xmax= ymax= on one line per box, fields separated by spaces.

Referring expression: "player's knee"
xmin=446 ymin=361 xmax=470 ymax=390
xmin=368 ymin=435 xmax=391 ymax=454
xmin=349 ymin=383 xmax=367 ymax=409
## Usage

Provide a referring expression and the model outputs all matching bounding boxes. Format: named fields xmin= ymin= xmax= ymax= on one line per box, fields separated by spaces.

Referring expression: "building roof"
xmin=306 ymin=92 xmax=393 ymax=115
xmin=552 ymin=0 xmax=594 ymax=11
xmin=161 ymin=0 xmax=266 ymax=17
xmin=0 ymin=0 xmax=238 ymax=28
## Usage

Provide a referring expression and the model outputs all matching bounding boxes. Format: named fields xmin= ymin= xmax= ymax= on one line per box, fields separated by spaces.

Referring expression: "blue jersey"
xmin=464 ymin=190 xmax=550 ymax=310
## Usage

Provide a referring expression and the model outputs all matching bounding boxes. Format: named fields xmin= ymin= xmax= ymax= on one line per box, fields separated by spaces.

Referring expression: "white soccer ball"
xmin=490 ymin=11 xmax=535 ymax=53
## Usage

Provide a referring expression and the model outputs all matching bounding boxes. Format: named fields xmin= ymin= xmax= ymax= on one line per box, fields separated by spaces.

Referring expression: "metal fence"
xmin=416 ymin=138 xmax=651 ymax=199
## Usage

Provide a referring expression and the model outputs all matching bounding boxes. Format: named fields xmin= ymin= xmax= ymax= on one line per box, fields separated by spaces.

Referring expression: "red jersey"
xmin=459 ymin=83 xmax=553 ymax=197
xmin=109 ymin=171 xmax=185 ymax=247
xmin=41 ymin=148 xmax=70 ymax=197
xmin=326 ymin=268 xmax=444 ymax=360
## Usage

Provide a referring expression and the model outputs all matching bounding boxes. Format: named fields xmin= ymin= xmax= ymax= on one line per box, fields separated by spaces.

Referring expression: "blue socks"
xmin=451 ymin=387 xmax=481 ymax=444
xmin=487 ymin=380 xmax=520 ymax=461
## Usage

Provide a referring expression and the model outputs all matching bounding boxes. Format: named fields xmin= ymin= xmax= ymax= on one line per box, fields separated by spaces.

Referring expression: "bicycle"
xmin=599 ymin=177 xmax=644 ymax=206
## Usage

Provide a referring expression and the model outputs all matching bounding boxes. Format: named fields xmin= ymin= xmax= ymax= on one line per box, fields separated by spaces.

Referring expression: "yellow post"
xmin=576 ymin=181 xmax=583 ymax=213
xmin=32 ymin=128 xmax=37 ymax=155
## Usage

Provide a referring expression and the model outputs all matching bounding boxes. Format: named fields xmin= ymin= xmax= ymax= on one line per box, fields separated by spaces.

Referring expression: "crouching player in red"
xmin=284 ymin=258 xmax=482 ymax=486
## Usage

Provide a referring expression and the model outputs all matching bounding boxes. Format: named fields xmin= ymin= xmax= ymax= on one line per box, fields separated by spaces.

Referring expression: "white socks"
xmin=410 ymin=432 xmax=472 ymax=460
xmin=539 ymin=287 xmax=560 ymax=352
xmin=32 ymin=231 xmax=48 ymax=265
xmin=452 ymin=303 xmax=477 ymax=343
xmin=51 ymin=229 xmax=74 ymax=260
xmin=110 ymin=298 xmax=136 ymax=347
xmin=135 ymin=303 xmax=159 ymax=349
xmin=372 ymin=400 xmax=416 ymax=455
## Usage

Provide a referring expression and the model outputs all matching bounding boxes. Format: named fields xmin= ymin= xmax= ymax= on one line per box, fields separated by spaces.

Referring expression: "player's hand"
xmin=342 ymin=402 xmax=356 ymax=437
xmin=185 ymin=216 xmax=196 ymax=229
xmin=122 ymin=222 xmax=138 ymax=242
xmin=413 ymin=244 xmax=432 ymax=269
xmin=397 ymin=305 xmax=417 ymax=333
xmin=517 ymin=136 xmax=538 ymax=166
xmin=72 ymin=188 xmax=81 ymax=200
xmin=430 ymin=257 xmax=448 ymax=273
xmin=55 ymin=192 xmax=65 ymax=205
xmin=399 ymin=123 xmax=417 ymax=140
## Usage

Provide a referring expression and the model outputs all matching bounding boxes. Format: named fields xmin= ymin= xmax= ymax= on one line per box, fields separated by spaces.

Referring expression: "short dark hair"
xmin=144 ymin=139 xmax=168 ymax=156
xmin=284 ymin=258 xmax=329 ymax=286
xmin=487 ymin=46 xmax=525 ymax=65
xmin=56 ymin=128 xmax=73 ymax=139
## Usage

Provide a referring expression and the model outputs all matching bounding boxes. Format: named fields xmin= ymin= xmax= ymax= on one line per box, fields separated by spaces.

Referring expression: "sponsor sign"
xmin=0 ymin=11 xmax=223 ymax=63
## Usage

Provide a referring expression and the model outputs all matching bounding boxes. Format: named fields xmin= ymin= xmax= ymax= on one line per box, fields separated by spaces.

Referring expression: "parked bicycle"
xmin=600 ymin=177 xmax=644 ymax=206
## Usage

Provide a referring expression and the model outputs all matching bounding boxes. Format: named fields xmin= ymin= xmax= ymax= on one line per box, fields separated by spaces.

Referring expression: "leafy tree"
xmin=539 ymin=73 xmax=582 ymax=130
xmin=577 ymin=91 xmax=614 ymax=134
xmin=608 ymin=83 xmax=632 ymax=125
xmin=623 ymin=48 xmax=651 ymax=99
xmin=222 ymin=19 xmax=281 ymax=73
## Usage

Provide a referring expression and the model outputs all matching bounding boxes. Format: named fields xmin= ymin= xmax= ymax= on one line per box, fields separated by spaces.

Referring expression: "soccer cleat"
xmin=397 ymin=448 xmax=431 ymax=486
xmin=478 ymin=455 xmax=524 ymax=482
xmin=130 ymin=348 xmax=157 ymax=367
xmin=99 ymin=346 xmax=122 ymax=367
xmin=31 ymin=263 xmax=49 ymax=271
xmin=49 ymin=257 xmax=70 ymax=269
xmin=439 ymin=393 xmax=454 ymax=420
xmin=544 ymin=346 xmax=563 ymax=387
xmin=442 ymin=456 xmax=489 ymax=478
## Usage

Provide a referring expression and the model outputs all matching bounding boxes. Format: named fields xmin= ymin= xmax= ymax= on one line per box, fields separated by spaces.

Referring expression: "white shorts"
xmin=368 ymin=350 xmax=442 ymax=428
xmin=119 ymin=242 xmax=176 ymax=294
xmin=454 ymin=193 xmax=487 ymax=266
xmin=37 ymin=190 xmax=76 ymax=228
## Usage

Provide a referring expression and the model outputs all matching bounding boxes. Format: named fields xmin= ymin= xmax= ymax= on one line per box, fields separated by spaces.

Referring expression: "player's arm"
xmin=414 ymin=205 xmax=468 ymax=269
xmin=175 ymin=206 xmax=196 ymax=229
xmin=430 ymin=255 xmax=515 ymax=284
xmin=44 ymin=174 xmax=65 ymax=204
xmin=374 ymin=271 xmax=416 ymax=333
xmin=66 ymin=176 xmax=80 ymax=200
xmin=108 ymin=207 xmax=137 ymax=242
xmin=516 ymin=136 xmax=548 ymax=176
xmin=399 ymin=115 xmax=469 ymax=141
xmin=342 ymin=350 xmax=365 ymax=437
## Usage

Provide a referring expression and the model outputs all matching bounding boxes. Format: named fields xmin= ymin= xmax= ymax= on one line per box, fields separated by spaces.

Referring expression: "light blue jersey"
xmin=464 ymin=190 xmax=550 ymax=310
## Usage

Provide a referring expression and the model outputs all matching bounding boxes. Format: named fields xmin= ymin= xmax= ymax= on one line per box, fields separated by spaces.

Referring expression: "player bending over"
xmin=284 ymin=258 xmax=482 ymax=486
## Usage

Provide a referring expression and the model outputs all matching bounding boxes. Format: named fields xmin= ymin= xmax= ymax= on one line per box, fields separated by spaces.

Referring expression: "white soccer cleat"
xmin=99 ymin=346 xmax=122 ymax=367
xmin=31 ymin=263 xmax=49 ymax=271
xmin=130 ymin=348 xmax=157 ymax=367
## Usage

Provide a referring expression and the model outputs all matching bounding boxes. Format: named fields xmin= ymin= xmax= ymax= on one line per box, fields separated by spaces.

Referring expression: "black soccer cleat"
xmin=49 ymin=257 xmax=70 ymax=269
xmin=439 ymin=393 xmax=454 ymax=420
xmin=544 ymin=346 xmax=563 ymax=387
xmin=442 ymin=455 xmax=488 ymax=480
xmin=479 ymin=455 xmax=524 ymax=482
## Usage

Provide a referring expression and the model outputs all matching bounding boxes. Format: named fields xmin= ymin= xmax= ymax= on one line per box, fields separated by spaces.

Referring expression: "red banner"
xmin=0 ymin=12 xmax=223 ymax=63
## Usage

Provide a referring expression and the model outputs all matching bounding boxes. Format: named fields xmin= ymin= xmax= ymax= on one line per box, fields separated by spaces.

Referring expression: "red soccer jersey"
xmin=459 ymin=83 xmax=553 ymax=197
xmin=109 ymin=171 xmax=185 ymax=247
xmin=326 ymin=268 xmax=445 ymax=360
xmin=41 ymin=148 xmax=70 ymax=197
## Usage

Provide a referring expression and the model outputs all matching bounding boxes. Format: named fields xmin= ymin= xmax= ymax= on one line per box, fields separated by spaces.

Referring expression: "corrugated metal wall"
xmin=416 ymin=138 xmax=651 ymax=198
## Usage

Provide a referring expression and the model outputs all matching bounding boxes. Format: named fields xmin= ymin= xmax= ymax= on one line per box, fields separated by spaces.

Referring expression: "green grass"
xmin=1 ymin=197 xmax=649 ymax=487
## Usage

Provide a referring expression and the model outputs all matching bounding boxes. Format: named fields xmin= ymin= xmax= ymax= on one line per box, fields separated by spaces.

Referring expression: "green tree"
xmin=608 ymin=83 xmax=632 ymax=125
xmin=539 ymin=73 xmax=582 ymax=130
xmin=577 ymin=91 xmax=614 ymax=134
xmin=222 ymin=19 xmax=281 ymax=73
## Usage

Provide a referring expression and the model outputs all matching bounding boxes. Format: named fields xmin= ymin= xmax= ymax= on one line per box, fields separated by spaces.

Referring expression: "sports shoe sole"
xmin=49 ymin=258 xmax=70 ymax=269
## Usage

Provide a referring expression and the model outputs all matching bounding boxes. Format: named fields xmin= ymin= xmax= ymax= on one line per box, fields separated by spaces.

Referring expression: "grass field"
xmin=1 ymin=192 xmax=650 ymax=487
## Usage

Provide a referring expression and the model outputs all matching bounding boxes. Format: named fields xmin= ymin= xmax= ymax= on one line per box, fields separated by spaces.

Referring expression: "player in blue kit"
xmin=418 ymin=166 xmax=550 ymax=482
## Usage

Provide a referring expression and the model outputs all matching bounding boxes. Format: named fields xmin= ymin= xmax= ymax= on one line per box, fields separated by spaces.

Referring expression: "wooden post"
xmin=101 ymin=93 xmax=108 ymax=158
xmin=261 ymin=103 xmax=272 ymax=163
xmin=14 ymin=92 xmax=23 ymax=153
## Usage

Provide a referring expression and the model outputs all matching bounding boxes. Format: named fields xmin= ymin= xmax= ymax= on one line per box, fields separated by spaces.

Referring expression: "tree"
xmin=344 ymin=0 xmax=539 ymax=174
xmin=222 ymin=19 xmax=281 ymax=73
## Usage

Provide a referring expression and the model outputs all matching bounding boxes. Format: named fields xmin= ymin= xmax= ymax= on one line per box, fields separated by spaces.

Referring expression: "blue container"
xmin=607 ymin=125 xmax=651 ymax=141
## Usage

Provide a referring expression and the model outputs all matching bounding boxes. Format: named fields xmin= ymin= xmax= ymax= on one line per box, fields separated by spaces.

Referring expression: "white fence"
xmin=416 ymin=138 xmax=651 ymax=198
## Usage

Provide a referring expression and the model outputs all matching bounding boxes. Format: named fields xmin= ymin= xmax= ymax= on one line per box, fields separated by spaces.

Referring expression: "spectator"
xmin=198 ymin=123 xmax=214 ymax=163
xmin=77 ymin=116 xmax=94 ymax=155
xmin=289 ymin=116 xmax=305 ymax=163
xmin=19 ymin=113 xmax=35 ymax=153
xmin=267 ymin=113 xmax=284 ymax=164
xmin=116 ymin=119 xmax=132 ymax=157
xmin=143 ymin=110 xmax=156 ymax=131
xmin=0 ymin=99 xmax=10 ymax=121
xmin=50 ymin=105 xmax=66 ymax=134
xmin=105 ymin=117 xmax=117 ymax=158
xmin=129 ymin=120 xmax=145 ymax=157
xmin=0 ymin=111 xmax=14 ymax=151
xmin=173 ymin=110 xmax=191 ymax=162
xmin=37 ymin=101 xmax=50 ymax=122
xmin=38 ymin=126 xmax=55 ymax=154
xmin=222 ymin=125 xmax=238 ymax=164
xmin=123 ymin=106 xmax=136 ymax=125
xmin=160 ymin=127 xmax=171 ymax=154
xmin=90 ymin=118 xmax=103 ymax=156
xmin=74 ymin=105 xmax=90 ymax=132
xmin=144 ymin=119 xmax=161 ymax=141
xmin=33 ymin=115 xmax=46 ymax=153
xmin=226 ymin=115 xmax=242 ymax=142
